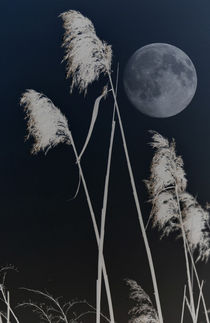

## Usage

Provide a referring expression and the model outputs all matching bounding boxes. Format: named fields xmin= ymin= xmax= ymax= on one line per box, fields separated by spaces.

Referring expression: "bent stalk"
xmin=97 ymin=119 xmax=115 ymax=323
xmin=187 ymin=244 xmax=210 ymax=323
xmin=68 ymin=131 xmax=115 ymax=323
xmin=175 ymin=185 xmax=196 ymax=322
xmin=96 ymin=65 xmax=118 ymax=323
xmin=107 ymin=71 xmax=163 ymax=323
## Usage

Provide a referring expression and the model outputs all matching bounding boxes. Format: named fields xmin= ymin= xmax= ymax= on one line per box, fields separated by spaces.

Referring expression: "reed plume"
xmin=21 ymin=88 xmax=115 ymax=323
xmin=180 ymin=192 xmax=210 ymax=262
xmin=145 ymin=131 xmax=187 ymax=197
xmin=60 ymin=11 xmax=163 ymax=323
xmin=60 ymin=10 xmax=112 ymax=94
xmin=146 ymin=131 xmax=210 ymax=322
xmin=152 ymin=191 xmax=179 ymax=238
xmin=126 ymin=279 xmax=159 ymax=323
xmin=20 ymin=90 xmax=71 ymax=154
xmin=146 ymin=131 xmax=210 ymax=262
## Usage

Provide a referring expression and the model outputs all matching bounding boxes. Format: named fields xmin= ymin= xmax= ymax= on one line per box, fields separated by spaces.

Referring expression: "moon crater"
xmin=123 ymin=43 xmax=197 ymax=118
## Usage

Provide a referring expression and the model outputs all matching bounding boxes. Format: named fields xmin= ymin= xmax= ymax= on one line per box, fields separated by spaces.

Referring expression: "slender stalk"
xmin=175 ymin=185 xmax=196 ymax=322
xmin=107 ymin=71 xmax=164 ymax=323
xmin=6 ymin=291 xmax=10 ymax=323
xmin=185 ymin=295 xmax=195 ymax=321
xmin=191 ymin=260 xmax=194 ymax=292
xmin=145 ymin=185 xmax=176 ymax=230
xmin=180 ymin=285 xmax=186 ymax=323
xmin=0 ymin=286 xmax=19 ymax=323
xmin=187 ymin=244 xmax=210 ymax=323
xmin=96 ymin=65 xmax=119 ymax=323
xmin=195 ymin=280 xmax=204 ymax=323
xmin=96 ymin=120 xmax=116 ymax=323
xmin=68 ymin=131 xmax=115 ymax=323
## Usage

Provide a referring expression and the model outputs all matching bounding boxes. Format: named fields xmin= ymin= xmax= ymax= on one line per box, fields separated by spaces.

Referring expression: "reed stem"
xmin=68 ymin=131 xmax=115 ymax=323
xmin=96 ymin=119 xmax=115 ymax=323
xmin=175 ymin=185 xmax=196 ymax=322
xmin=187 ymin=243 xmax=210 ymax=323
xmin=108 ymin=71 xmax=164 ymax=323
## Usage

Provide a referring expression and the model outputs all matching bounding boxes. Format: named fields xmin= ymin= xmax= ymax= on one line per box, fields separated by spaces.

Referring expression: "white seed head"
xmin=20 ymin=90 xmax=71 ymax=154
xmin=153 ymin=191 xmax=179 ymax=238
xmin=149 ymin=131 xmax=169 ymax=150
xmin=60 ymin=10 xmax=112 ymax=94
xmin=146 ymin=132 xmax=210 ymax=262
xmin=126 ymin=279 xmax=159 ymax=323
xmin=146 ymin=131 xmax=187 ymax=197
xmin=180 ymin=192 xmax=210 ymax=262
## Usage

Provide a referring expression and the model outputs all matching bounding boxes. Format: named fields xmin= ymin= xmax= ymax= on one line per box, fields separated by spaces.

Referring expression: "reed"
xmin=18 ymin=8 xmax=210 ymax=323
xmin=60 ymin=10 xmax=163 ymax=323
xmin=126 ymin=279 xmax=159 ymax=323
xmin=20 ymin=89 xmax=115 ymax=323
xmin=145 ymin=131 xmax=210 ymax=322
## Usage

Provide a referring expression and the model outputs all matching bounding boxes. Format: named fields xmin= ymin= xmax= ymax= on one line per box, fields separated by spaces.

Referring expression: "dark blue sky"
xmin=1 ymin=0 xmax=210 ymax=322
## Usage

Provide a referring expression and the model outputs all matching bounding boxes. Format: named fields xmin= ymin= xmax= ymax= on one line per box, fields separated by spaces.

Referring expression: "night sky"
xmin=1 ymin=0 xmax=210 ymax=322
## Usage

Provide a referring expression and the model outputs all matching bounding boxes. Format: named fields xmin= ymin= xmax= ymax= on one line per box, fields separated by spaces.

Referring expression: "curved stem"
xmin=97 ymin=119 xmax=115 ymax=323
xmin=175 ymin=185 xmax=196 ymax=322
xmin=180 ymin=285 xmax=186 ymax=323
xmin=108 ymin=72 xmax=163 ymax=323
xmin=187 ymin=243 xmax=210 ymax=323
xmin=68 ymin=131 xmax=115 ymax=323
xmin=0 ymin=287 xmax=19 ymax=323
xmin=195 ymin=280 xmax=204 ymax=323
xmin=96 ymin=64 xmax=119 ymax=323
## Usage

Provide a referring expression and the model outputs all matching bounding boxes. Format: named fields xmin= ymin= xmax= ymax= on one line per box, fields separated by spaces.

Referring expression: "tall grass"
xmin=126 ymin=279 xmax=159 ymax=323
xmin=15 ymin=7 xmax=210 ymax=323
xmin=20 ymin=89 xmax=115 ymax=323
xmin=145 ymin=131 xmax=210 ymax=322
xmin=60 ymin=10 xmax=163 ymax=323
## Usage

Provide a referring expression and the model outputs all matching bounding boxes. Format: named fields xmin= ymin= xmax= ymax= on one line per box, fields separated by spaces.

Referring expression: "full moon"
xmin=123 ymin=43 xmax=197 ymax=118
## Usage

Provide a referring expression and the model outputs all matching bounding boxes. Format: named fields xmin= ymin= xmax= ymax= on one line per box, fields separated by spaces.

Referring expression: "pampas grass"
xmin=60 ymin=10 xmax=112 ymax=94
xmin=19 ymin=7 xmax=210 ymax=323
xmin=60 ymin=10 xmax=164 ymax=322
xmin=145 ymin=131 xmax=187 ymax=197
xmin=180 ymin=192 xmax=210 ymax=262
xmin=20 ymin=90 xmax=71 ymax=154
xmin=126 ymin=279 xmax=159 ymax=323
xmin=146 ymin=131 xmax=210 ymax=322
xmin=21 ymin=89 xmax=115 ymax=323
xmin=37 ymin=8 xmax=165 ymax=323
xmin=59 ymin=9 xmax=164 ymax=323
xmin=146 ymin=131 xmax=210 ymax=262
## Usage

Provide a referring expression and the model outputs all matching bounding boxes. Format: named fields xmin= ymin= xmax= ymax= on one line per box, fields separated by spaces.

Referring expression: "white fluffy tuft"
xmin=153 ymin=191 xmax=179 ymax=238
xmin=126 ymin=279 xmax=159 ymax=323
xmin=180 ymin=192 xmax=210 ymax=262
xmin=146 ymin=131 xmax=187 ymax=197
xmin=20 ymin=90 xmax=71 ymax=154
xmin=146 ymin=131 xmax=210 ymax=262
xmin=60 ymin=10 xmax=112 ymax=94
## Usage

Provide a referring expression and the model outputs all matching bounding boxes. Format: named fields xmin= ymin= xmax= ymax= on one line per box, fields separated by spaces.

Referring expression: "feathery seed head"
xmin=126 ymin=279 xmax=159 ymax=323
xmin=180 ymin=192 xmax=210 ymax=262
xmin=149 ymin=131 xmax=169 ymax=149
xmin=153 ymin=191 xmax=179 ymax=238
xmin=60 ymin=10 xmax=112 ymax=94
xmin=146 ymin=132 xmax=210 ymax=262
xmin=147 ymin=132 xmax=187 ymax=197
xmin=20 ymin=90 xmax=71 ymax=154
